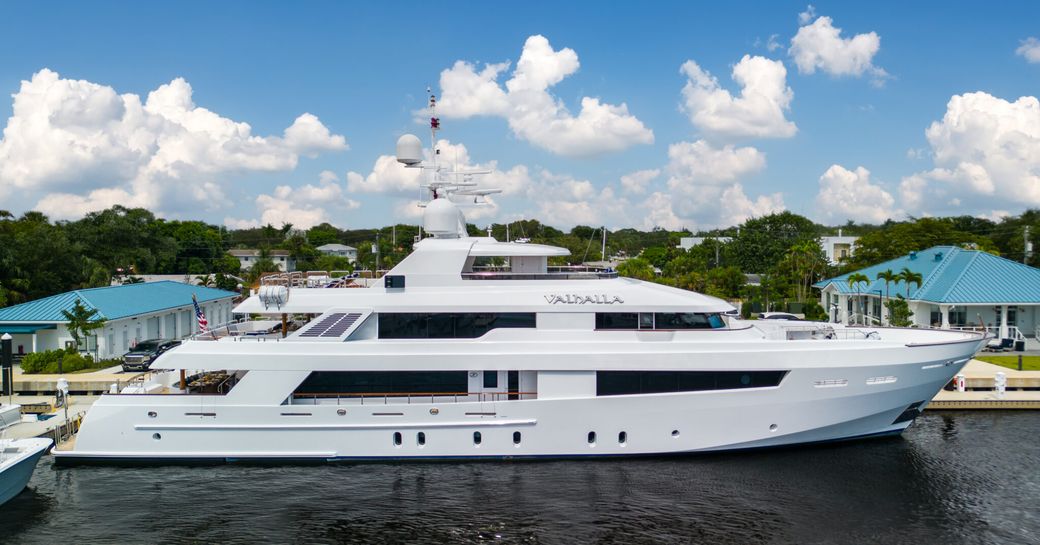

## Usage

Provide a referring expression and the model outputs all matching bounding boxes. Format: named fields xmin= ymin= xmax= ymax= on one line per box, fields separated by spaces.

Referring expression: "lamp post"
xmin=1 ymin=333 xmax=11 ymax=403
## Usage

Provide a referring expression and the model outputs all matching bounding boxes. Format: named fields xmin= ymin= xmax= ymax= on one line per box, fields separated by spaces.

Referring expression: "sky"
xmin=0 ymin=1 xmax=1038 ymax=232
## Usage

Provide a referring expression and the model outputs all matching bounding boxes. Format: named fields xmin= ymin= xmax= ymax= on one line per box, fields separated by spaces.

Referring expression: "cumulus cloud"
xmin=665 ymin=140 xmax=766 ymax=186
xmin=798 ymin=5 xmax=816 ymax=25
xmin=680 ymin=56 xmax=797 ymax=140
xmin=789 ymin=13 xmax=888 ymax=85
xmin=900 ymin=92 xmax=1040 ymax=216
xmin=1016 ymin=37 xmax=1040 ymax=63
xmin=814 ymin=165 xmax=896 ymax=223
xmin=225 ymin=170 xmax=360 ymax=229
xmin=435 ymin=35 xmax=654 ymax=156
xmin=619 ymin=169 xmax=660 ymax=195
xmin=660 ymin=139 xmax=782 ymax=228
xmin=0 ymin=69 xmax=346 ymax=219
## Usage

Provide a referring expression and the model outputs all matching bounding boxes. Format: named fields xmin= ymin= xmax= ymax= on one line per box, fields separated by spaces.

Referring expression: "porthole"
xmin=740 ymin=374 xmax=751 ymax=385
xmin=769 ymin=424 xmax=778 ymax=432
xmin=417 ymin=432 xmax=426 ymax=446
xmin=429 ymin=408 xmax=439 ymax=415
xmin=473 ymin=431 xmax=482 ymax=445
xmin=671 ymin=430 xmax=680 ymax=438
xmin=152 ymin=433 xmax=162 ymax=441
xmin=393 ymin=432 xmax=402 ymax=446
xmin=618 ymin=431 xmax=627 ymax=445
xmin=336 ymin=408 xmax=346 ymax=416
xmin=513 ymin=431 xmax=521 ymax=445
xmin=147 ymin=411 xmax=157 ymax=418
xmin=587 ymin=431 xmax=597 ymax=445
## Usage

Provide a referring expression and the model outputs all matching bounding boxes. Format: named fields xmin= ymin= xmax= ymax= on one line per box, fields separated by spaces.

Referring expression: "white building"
xmin=228 ymin=249 xmax=296 ymax=272
xmin=316 ymin=243 xmax=358 ymax=262
xmin=815 ymin=245 xmax=1040 ymax=342
xmin=0 ymin=281 xmax=239 ymax=359
xmin=820 ymin=231 xmax=859 ymax=264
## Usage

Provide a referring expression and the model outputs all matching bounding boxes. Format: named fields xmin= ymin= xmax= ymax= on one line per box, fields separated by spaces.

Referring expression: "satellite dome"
xmin=423 ymin=198 xmax=465 ymax=238
xmin=395 ymin=134 xmax=423 ymax=165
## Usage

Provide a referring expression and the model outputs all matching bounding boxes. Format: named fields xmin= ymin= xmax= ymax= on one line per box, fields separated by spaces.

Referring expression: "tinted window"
xmin=483 ymin=371 xmax=498 ymax=388
xmin=597 ymin=371 xmax=787 ymax=396
xmin=596 ymin=313 xmax=725 ymax=330
xmin=595 ymin=313 xmax=638 ymax=329
xmin=379 ymin=313 xmax=536 ymax=339
xmin=295 ymin=371 xmax=468 ymax=395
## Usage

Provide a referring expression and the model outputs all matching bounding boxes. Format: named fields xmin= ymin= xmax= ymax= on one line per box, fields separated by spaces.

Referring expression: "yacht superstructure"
xmin=54 ymin=105 xmax=986 ymax=463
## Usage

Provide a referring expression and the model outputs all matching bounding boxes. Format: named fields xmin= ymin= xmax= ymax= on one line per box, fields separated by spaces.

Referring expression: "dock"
xmin=925 ymin=359 xmax=1040 ymax=410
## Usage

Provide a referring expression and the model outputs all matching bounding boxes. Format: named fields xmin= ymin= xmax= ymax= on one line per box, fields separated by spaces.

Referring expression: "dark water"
xmin=2 ymin=412 xmax=1038 ymax=545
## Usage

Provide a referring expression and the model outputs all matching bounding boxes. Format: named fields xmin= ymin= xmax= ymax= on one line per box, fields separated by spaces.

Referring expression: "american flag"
xmin=192 ymin=294 xmax=208 ymax=334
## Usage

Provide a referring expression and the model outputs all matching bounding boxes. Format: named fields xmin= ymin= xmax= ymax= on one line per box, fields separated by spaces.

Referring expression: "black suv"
xmin=122 ymin=339 xmax=181 ymax=372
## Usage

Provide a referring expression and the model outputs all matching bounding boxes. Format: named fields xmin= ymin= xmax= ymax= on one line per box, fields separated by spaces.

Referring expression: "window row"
xmin=596 ymin=370 xmax=787 ymax=396
xmin=296 ymin=371 xmax=469 ymax=395
xmin=595 ymin=313 xmax=726 ymax=330
xmin=392 ymin=430 xmax=524 ymax=447
xmin=378 ymin=313 xmax=537 ymax=339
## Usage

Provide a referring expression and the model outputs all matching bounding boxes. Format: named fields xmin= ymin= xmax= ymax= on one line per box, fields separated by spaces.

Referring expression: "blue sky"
xmin=1 ymin=1 xmax=1038 ymax=231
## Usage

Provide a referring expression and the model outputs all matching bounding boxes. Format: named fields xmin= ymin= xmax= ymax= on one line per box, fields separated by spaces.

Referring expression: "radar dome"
xmin=396 ymin=134 xmax=423 ymax=165
xmin=423 ymin=198 xmax=465 ymax=238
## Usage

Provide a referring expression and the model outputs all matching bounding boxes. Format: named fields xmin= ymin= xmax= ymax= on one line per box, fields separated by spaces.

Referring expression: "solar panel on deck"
xmin=300 ymin=312 xmax=346 ymax=337
xmin=319 ymin=313 xmax=361 ymax=337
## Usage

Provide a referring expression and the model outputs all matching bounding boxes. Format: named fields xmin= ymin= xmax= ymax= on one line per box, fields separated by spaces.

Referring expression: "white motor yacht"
xmin=54 ymin=108 xmax=986 ymax=464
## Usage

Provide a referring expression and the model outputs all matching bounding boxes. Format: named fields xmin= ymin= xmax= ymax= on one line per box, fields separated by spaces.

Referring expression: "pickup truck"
xmin=121 ymin=339 xmax=181 ymax=372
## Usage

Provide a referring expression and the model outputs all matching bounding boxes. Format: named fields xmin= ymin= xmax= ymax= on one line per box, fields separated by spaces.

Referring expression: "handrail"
xmin=950 ymin=325 xmax=1024 ymax=341
xmin=291 ymin=391 xmax=538 ymax=405
xmin=462 ymin=271 xmax=617 ymax=280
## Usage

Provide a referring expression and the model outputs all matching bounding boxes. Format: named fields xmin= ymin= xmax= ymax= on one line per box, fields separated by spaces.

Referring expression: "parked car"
xmin=757 ymin=312 xmax=803 ymax=321
xmin=122 ymin=339 xmax=181 ymax=372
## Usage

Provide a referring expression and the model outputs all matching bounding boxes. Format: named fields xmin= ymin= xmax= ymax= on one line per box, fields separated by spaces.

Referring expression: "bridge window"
xmin=378 ymin=313 xmax=536 ymax=339
xmin=596 ymin=371 xmax=787 ymax=396
xmin=596 ymin=313 xmax=725 ymax=330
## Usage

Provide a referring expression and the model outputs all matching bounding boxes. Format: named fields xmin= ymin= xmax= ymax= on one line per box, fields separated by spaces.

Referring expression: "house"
xmin=0 ymin=282 xmax=239 ymax=359
xmin=316 ymin=243 xmax=357 ymax=262
xmin=228 ymin=249 xmax=296 ymax=272
xmin=820 ymin=231 xmax=859 ymax=264
xmin=814 ymin=245 xmax=1040 ymax=341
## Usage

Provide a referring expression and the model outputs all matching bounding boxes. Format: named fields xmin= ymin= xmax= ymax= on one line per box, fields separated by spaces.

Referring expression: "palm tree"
xmin=899 ymin=267 xmax=923 ymax=298
xmin=846 ymin=273 xmax=870 ymax=324
xmin=876 ymin=269 xmax=898 ymax=325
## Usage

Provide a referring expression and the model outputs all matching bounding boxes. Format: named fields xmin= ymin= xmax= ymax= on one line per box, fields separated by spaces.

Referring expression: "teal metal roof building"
xmin=814 ymin=246 xmax=1040 ymax=339
xmin=0 ymin=281 xmax=239 ymax=357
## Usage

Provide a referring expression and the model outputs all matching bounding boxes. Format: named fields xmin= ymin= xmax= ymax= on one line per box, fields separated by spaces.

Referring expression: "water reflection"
xmin=1 ymin=412 xmax=1037 ymax=545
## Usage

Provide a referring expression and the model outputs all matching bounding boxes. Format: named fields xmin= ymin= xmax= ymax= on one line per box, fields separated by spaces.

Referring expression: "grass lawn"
xmin=974 ymin=355 xmax=1040 ymax=371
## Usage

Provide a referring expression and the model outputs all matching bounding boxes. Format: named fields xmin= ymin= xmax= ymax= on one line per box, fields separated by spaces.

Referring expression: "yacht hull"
xmin=55 ymin=343 xmax=975 ymax=464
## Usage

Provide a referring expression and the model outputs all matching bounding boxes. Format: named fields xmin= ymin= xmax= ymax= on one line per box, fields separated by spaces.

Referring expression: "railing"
xmin=847 ymin=313 xmax=881 ymax=326
xmin=291 ymin=391 xmax=538 ymax=405
xmin=759 ymin=325 xmax=879 ymax=341
xmin=950 ymin=325 xmax=1024 ymax=341
xmin=260 ymin=270 xmax=367 ymax=289
xmin=463 ymin=266 xmax=618 ymax=281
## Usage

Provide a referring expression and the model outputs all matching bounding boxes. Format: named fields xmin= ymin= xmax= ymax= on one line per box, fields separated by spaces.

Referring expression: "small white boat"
xmin=0 ymin=438 xmax=51 ymax=505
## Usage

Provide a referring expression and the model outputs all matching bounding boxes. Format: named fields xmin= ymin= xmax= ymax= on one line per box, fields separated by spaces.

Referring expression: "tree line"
xmin=1 ymin=205 xmax=1037 ymax=311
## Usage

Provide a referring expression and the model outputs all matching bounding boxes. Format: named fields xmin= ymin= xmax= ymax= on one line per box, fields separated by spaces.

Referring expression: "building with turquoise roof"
xmin=813 ymin=246 xmax=1040 ymax=341
xmin=0 ymin=281 xmax=239 ymax=358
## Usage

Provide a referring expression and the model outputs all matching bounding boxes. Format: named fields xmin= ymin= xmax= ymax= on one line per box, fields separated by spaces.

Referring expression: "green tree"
xmin=783 ymin=240 xmax=827 ymax=302
xmin=875 ymin=269 xmax=898 ymax=325
xmin=60 ymin=298 xmax=106 ymax=365
xmin=728 ymin=212 xmax=821 ymax=273
xmin=898 ymin=267 xmax=923 ymax=298
xmin=885 ymin=295 xmax=914 ymax=327
xmin=617 ymin=257 xmax=655 ymax=281
xmin=846 ymin=272 xmax=870 ymax=324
